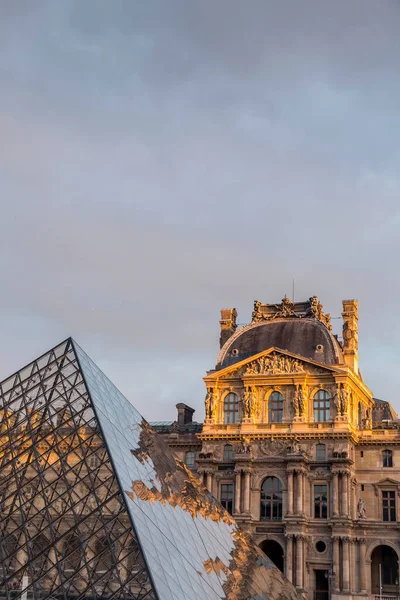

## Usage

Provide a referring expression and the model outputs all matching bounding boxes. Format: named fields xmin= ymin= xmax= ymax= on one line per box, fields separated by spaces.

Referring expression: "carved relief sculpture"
xmin=245 ymin=353 xmax=305 ymax=376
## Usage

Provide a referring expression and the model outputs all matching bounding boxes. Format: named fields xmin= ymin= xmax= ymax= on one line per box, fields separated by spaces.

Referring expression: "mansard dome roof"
xmin=217 ymin=317 xmax=343 ymax=370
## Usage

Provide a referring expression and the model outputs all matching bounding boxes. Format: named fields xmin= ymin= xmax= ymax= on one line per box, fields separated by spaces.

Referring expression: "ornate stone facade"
xmin=158 ymin=296 xmax=400 ymax=600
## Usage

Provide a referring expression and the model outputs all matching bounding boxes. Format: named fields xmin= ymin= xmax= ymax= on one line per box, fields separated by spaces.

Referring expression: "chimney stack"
xmin=342 ymin=299 xmax=359 ymax=373
xmin=219 ymin=308 xmax=237 ymax=349
xmin=176 ymin=403 xmax=195 ymax=428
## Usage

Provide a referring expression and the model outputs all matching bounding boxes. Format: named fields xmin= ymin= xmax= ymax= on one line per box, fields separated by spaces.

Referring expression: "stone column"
xmin=286 ymin=536 xmax=293 ymax=583
xmin=235 ymin=471 xmax=241 ymax=514
xmin=332 ymin=472 xmax=339 ymax=516
xmin=332 ymin=537 xmax=340 ymax=592
xmin=206 ymin=471 xmax=213 ymax=493
xmin=359 ymin=538 xmax=367 ymax=593
xmin=342 ymin=537 xmax=350 ymax=592
xmin=309 ymin=477 xmax=314 ymax=518
xmin=341 ymin=472 xmax=349 ymax=517
xmin=295 ymin=536 xmax=303 ymax=589
xmin=350 ymin=539 xmax=357 ymax=593
xmin=302 ymin=472 xmax=307 ymax=514
xmin=296 ymin=471 xmax=303 ymax=515
xmin=287 ymin=471 xmax=294 ymax=515
xmin=243 ymin=471 xmax=251 ymax=513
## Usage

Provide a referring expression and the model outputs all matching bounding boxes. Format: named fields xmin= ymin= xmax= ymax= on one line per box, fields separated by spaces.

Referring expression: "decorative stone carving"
xmin=205 ymin=387 xmax=219 ymax=420
xmin=335 ymin=383 xmax=350 ymax=416
xmin=243 ymin=387 xmax=252 ymax=419
xmin=245 ymin=353 xmax=305 ymax=376
xmin=234 ymin=437 xmax=252 ymax=456
xmin=259 ymin=439 xmax=288 ymax=457
xmin=293 ymin=384 xmax=308 ymax=418
xmin=250 ymin=295 xmax=332 ymax=329
xmin=205 ymin=389 xmax=212 ymax=419
xmin=252 ymin=300 xmax=264 ymax=322
xmin=342 ymin=300 xmax=359 ymax=353
xmin=357 ymin=498 xmax=367 ymax=520
xmin=242 ymin=386 xmax=260 ymax=419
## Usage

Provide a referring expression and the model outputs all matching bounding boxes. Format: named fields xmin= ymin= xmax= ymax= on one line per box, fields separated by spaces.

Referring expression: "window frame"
xmin=223 ymin=444 xmax=234 ymax=462
xmin=223 ymin=393 xmax=239 ymax=424
xmin=268 ymin=391 xmax=284 ymax=423
xmin=260 ymin=476 xmax=283 ymax=522
xmin=382 ymin=490 xmax=396 ymax=522
xmin=313 ymin=390 xmax=331 ymax=423
xmin=185 ymin=451 xmax=195 ymax=467
xmin=315 ymin=443 xmax=326 ymax=461
xmin=314 ymin=483 xmax=328 ymax=519
xmin=383 ymin=449 xmax=393 ymax=468
xmin=220 ymin=483 xmax=234 ymax=515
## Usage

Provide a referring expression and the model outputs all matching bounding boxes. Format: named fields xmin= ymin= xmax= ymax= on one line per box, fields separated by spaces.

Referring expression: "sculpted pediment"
xmin=216 ymin=348 xmax=339 ymax=380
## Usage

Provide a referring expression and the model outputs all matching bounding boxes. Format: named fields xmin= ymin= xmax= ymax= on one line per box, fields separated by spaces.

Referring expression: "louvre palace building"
xmin=154 ymin=296 xmax=400 ymax=600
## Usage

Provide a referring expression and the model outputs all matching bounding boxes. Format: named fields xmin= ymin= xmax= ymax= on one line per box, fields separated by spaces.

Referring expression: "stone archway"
xmin=259 ymin=539 xmax=284 ymax=573
xmin=370 ymin=545 xmax=399 ymax=597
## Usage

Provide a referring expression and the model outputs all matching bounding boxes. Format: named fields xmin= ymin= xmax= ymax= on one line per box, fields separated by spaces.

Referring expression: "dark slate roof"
xmin=372 ymin=397 xmax=398 ymax=424
xmin=217 ymin=318 xmax=342 ymax=369
xmin=150 ymin=421 xmax=203 ymax=434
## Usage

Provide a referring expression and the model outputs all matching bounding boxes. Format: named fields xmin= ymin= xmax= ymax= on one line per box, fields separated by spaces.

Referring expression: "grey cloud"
xmin=0 ymin=1 xmax=399 ymax=419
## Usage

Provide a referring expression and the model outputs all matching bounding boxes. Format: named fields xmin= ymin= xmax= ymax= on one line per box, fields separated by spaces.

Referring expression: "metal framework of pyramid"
xmin=0 ymin=338 xmax=300 ymax=600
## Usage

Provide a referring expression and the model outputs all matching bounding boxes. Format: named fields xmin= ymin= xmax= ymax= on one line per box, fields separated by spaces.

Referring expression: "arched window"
xmin=185 ymin=451 xmax=195 ymax=467
xmin=313 ymin=390 xmax=330 ymax=423
xmin=316 ymin=443 xmax=326 ymax=461
xmin=260 ymin=477 xmax=282 ymax=521
xmin=223 ymin=444 xmax=234 ymax=461
xmin=268 ymin=392 xmax=283 ymax=423
xmin=224 ymin=393 xmax=239 ymax=424
xmin=383 ymin=449 xmax=393 ymax=468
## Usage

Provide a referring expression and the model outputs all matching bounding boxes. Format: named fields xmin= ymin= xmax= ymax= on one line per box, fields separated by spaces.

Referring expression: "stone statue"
xmin=205 ymin=389 xmax=212 ymax=419
xmin=243 ymin=387 xmax=252 ymax=418
xmin=337 ymin=383 xmax=350 ymax=415
xmin=288 ymin=439 xmax=301 ymax=455
xmin=250 ymin=387 xmax=260 ymax=419
xmin=205 ymin=388 xmax=218 ymax=419
xmin=293 ymin=386 xmax=300 ymax=417
xmin=357 ymin=498 xmax=367 ymax=520
xmin=299 ymin=384 xmax=307 ymax=416
xmin=252 ymin=300 xmax=263 ymax=322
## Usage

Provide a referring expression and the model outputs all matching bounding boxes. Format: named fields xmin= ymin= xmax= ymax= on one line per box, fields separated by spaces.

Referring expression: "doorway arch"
xmin=259 ymin=539 xmax=284 ymax=573
xmin=371 ymin=545 xmax=399 ymax=597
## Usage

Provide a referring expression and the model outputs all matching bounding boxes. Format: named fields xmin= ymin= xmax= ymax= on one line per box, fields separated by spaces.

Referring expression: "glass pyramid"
xmin=0 ymin=338 xmax=300 ymax=600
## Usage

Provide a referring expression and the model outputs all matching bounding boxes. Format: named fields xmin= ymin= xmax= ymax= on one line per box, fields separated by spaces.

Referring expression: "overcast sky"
xmin=1 ymin=1 xmax=400 ymax=421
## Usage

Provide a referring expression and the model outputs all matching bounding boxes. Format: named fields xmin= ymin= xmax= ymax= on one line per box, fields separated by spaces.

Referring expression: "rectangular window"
xmin=361 ymin=484 xmax=364 ymax=492
xmin=382 ymin=491 xmax=396 ymax=522
xmin=314 ymin=484 xmax=328 ymax=519
xmin=360 ymin=451 xmax=364 ymax=458
xmin=383 ymin=450 xmax=393 ymax=468
xmin=220 ymin=484 xmax=233 ymax=515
